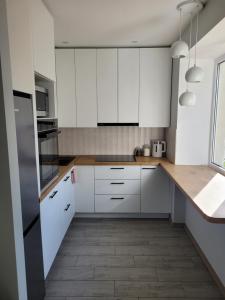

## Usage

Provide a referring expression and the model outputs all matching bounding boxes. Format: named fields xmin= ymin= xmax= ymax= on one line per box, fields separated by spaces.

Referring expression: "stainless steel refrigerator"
xmin=14 ymin=91 xmax=45 ymax=300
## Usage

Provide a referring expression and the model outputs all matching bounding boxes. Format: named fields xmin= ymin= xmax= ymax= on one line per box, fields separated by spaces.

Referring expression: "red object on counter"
xmin=71 ymin=168 xmax=76 ymax=184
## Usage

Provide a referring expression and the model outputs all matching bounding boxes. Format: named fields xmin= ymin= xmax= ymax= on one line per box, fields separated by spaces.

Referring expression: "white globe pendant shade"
xmin=185 ymin=65 xmax=204 ymax=83
xmin=179 ymin=90 xmax=196 ymax=106
xmin=171 ymin=40 xmax=189 ymax=59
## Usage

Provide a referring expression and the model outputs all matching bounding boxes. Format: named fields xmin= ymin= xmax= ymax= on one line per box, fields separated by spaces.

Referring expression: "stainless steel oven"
xmin=37 ymin=118 xmax=60 ymax=190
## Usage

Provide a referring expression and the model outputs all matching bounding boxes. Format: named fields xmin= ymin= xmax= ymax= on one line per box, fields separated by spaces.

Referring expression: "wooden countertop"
xmin=40 ymin=160 xmax=76 ymax=202
xmin=161 ymin=162 xmax=225 ymax=224
xmin=74 ymin=155 xmax=168 ymax=166
xmin=40 ymin=155 xmax=225 ymax=223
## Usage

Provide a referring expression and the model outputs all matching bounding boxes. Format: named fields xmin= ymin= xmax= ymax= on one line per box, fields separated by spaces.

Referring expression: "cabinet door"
xmin=60 ymin=169 xmax=76 ymax=230
xmin=31 ymin=0 xmax=55 ymax=81
xmin=139 ymin=48 xmax=171 ymax=127
xmin=141 ymin=166 xmax=171 ymax=213
xmin=56 ymin=49 xmax=76 ymax=127
xmin=95 ymin=195 xmax=140 ymax=213
xmin=97 ymin=49 xmax=118 ymax=123
xmin=7 ymin=0 xmax=34 ymax=94
xmin=75 ymin=166 xmax=94 ymax=212
xmin=95 ymin=166 xmax=140 ymax=180
xmin=95 ymin=180 xmax=140 ymax=195
xmin=118 ymin=49 xmax=139 ymax=123
xmin=75 ymin=49 xmax=97 ymax=127
xmin=40 ymin=182 xmax=62 ymax=278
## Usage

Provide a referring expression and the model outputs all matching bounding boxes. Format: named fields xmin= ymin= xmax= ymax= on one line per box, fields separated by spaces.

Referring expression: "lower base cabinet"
xmin=75 ymin=165 xmax=171 ymax=214
xmin=95 ymin=195 xmax=140 ymax=213
xmin=74 ymin=166 xmax=95 ymax=212
xmin=40 ymin=168 xmax=75 ymax=278
xmin=141 ymin=166 xmax=171 ymax=213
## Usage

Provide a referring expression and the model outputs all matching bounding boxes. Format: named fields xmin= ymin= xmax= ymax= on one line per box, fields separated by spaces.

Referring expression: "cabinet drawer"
xmin=95 ymin=179 xmax=140 ymax=195
xmin=95 ymin=195 xmax=140 ymax=213
xmin=95 ymin=166 xmax=140 ymax=180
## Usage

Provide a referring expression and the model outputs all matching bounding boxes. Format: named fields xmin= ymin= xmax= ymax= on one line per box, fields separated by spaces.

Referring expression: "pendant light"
xmin=171 ymin=8 xmax=189 ymax=59
xmin=185 ymin=10 xmax=204 ymax=82
xmin=179 ymin=14 xmax=196 ymax=106
xmin=179 ymin=90 xmax=196 ymax=106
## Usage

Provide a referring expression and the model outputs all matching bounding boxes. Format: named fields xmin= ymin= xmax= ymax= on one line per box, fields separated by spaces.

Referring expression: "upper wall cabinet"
xmin=31 ymin=0 xmax=55 ymax=81
xmin=56 ymin=49 xmax=76 ymax=128
xmin=6 ymin=0 xmax=34 ymax=94
xmin=139 ymin=48 xmax=171 ymax=127
xmin=118 ymin=49 xmax=139 ymax=123
xmin=75 ymin=49 xmax=97 ymax=128
xmin=54 ymin=48 xmax=172 ymax=128
xmin=97 ymin=49 xmax=118 ymax=123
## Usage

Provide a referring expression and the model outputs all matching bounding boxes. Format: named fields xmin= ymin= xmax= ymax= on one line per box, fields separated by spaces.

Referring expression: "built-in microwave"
xmin=35 ymin=85 xmax=49 ymax=117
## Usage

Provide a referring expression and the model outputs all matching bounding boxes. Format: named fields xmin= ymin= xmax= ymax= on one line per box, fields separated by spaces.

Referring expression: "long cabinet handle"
xmin=64 ymin=204 xmax=71 ymax=211
xmin=64 ymin=176 xmax=70 ymax=182
xmin=110 ymin=182 xmax=125 ymax=185
xmin=110 ymin=197 xmax=124 ymax=200
xmin=142 ymin=167 xmax=156 ymax=170
xmin=110 ymin=167 xmax=125 ymax=170
xmin=49 ymin=191 xmax=58 ymax=199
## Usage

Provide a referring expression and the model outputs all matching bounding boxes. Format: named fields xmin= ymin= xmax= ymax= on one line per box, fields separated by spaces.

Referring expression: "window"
xmin=211 ymin=58 xmax=225 ymax=171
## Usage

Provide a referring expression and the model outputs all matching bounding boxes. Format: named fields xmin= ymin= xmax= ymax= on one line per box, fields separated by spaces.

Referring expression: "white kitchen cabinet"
xmin=75 ymin=49 xmax=97 ymax=127
xmin=30 ymin=0 xmax=55 ymax=81
xmin=97 ymin=49 xmax=118 ymax=123
xmin=141 ymin=166 xmax=171 ymax=213
xmin=95 ymin=166 xmax=140 ymax=180
xmin=56 ymin=49 xmax=76 ymax=127
xmin=118 ymin=48 xmax=139 ymax=123
xmin=94 ymin=165 xmax=141 ymax=213
xmin=59 ymin=170 xmax=76 ymax=237
xmin=40 ymin=168 xmax=75 ymax=278
xmin=74 ymin=166 xmax=95 ymax=212
xmin=95 ymin=180 xmax=140 ymax=195
xmin=95 ymin=195 xmax=140 ymax=213
xmin=6 ymin=0 xmax=34 ymax=94
xmin=139 ymin=48 xmax=172 ymax=127
xmin=40 ymin=181 xmax=63 ymax=278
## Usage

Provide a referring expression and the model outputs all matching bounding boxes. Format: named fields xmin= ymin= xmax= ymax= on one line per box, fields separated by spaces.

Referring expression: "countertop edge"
xmin=39 ymin=155 xmax=225 ymax=224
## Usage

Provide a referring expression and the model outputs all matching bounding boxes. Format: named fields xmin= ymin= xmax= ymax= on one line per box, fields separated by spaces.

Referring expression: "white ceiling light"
xmin=179 ymin=90 xmax=196 ymax=106
xmin=185 ymin=10 xmax=204 ymax=82
xmin=171 ymin=8 xmax=189 ymax=59
xmin=179 ymin=12 xmax=196 ymax=106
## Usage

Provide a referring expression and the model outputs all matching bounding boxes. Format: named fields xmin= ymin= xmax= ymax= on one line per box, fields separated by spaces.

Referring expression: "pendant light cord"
xmin=186 ymin=13 xmax=193 ymax=90
xmin=179 ymin=8 xmax=182 ymax=40
xmin=195 ymin=12 xmax=199 ymax=66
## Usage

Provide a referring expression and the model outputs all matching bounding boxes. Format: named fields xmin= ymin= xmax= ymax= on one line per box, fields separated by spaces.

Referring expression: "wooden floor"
xmin=45 ymin=218 xmax=224 ymax=299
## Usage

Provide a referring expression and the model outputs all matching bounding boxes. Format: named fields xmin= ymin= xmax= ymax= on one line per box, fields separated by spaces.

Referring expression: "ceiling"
xmin=44 ymin=0 xmax=206 ymax=47
xmin=195 ymin=18 xmax=225 ymax=59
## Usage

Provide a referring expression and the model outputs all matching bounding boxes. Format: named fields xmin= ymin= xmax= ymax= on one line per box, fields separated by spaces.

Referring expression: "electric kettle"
xmin=152 ymin=140 xmax=166 ymax=158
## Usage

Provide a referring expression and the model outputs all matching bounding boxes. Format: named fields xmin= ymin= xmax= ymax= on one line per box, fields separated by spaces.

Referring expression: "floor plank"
xmin=45 ymin=218 xmax=224 ymax=299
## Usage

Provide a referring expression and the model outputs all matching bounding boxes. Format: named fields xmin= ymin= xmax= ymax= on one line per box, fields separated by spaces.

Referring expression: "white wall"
xmin=185 ymin=200 xmax=225 ymax=286
xmin=175 ymin=59 xmax=214 ymax=165
xmin=166 ymin=60 xmax=180 ymax=163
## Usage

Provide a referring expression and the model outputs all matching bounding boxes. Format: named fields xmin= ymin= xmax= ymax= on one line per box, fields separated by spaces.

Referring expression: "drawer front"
xmin=95 ymin=179 xmax=140 ymax=195
xmin=95 ymin=195 xmax=140 ymax=213
xmin=95 ymin=166 xmax=140 ymax=180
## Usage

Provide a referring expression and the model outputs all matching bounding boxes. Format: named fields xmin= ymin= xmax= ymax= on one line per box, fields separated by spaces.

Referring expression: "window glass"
xmin=212 ymin=60 xmax=225 ymax=169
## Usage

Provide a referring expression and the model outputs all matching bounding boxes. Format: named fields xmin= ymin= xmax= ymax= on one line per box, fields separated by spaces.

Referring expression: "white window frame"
xmin=209 ymin=54 xmax=225 ymax=176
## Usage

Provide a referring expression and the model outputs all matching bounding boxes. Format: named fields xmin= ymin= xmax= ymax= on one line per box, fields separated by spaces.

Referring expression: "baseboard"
xmin=75 ymin=213 xmax=170 ymax=219
xmin=185 ymin=225 xmax=225 ymax=297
